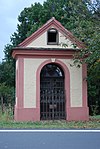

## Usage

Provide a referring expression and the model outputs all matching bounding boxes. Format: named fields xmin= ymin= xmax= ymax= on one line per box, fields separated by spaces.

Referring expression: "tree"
xmin=0 ymin=61 xmax=15 ymax=87
xmin=0 ymin=83 xmax=14 ymax=113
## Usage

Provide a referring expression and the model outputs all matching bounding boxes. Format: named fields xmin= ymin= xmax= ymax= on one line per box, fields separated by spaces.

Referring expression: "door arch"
xmin=40 ymin=63 xmax=65 ymax=120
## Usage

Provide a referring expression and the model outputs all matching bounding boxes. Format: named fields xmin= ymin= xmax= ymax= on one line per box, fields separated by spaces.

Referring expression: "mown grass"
xmin=0 ymin=119 xmax=100 ymax=129
xmin=0 ymin=109 xmax=100 ymax=129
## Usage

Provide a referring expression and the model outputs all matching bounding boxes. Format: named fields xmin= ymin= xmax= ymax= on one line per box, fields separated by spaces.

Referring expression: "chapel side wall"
xmin=14 ymin=57 xmax=24 ymax=121
xmin=15 ymin=59 xmax=18 ymax=107
xmin=15 ymin=58 xmax=24 ymax=108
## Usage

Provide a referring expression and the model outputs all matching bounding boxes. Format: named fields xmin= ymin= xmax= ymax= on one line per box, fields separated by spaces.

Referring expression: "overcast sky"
xmin=0 ymin=0 xmax=45 ymax=62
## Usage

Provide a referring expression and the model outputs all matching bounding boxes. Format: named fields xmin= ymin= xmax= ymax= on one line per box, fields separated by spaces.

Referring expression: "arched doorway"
xmin=40 ymin=63 xmax=65 ymax=120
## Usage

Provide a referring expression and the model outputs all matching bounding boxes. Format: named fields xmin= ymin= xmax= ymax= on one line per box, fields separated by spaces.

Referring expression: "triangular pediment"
xmin=19 ymin=17 xmax=85 ymax=49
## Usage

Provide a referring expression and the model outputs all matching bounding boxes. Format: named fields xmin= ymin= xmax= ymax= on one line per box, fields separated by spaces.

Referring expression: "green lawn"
xmin=0 ymin=112 xmax=100 ymax=129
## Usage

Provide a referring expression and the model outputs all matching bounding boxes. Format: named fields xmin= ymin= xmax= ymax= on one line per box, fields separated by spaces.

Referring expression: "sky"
xmin=0 ymin=0 xmax=45 ymax=62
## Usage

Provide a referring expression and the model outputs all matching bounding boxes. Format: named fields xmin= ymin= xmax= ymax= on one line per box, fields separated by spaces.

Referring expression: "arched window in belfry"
xmin=40 ymin=63 xmax=65 ymax=120
xmin=47 ymin=28 xmax=59 ymax=45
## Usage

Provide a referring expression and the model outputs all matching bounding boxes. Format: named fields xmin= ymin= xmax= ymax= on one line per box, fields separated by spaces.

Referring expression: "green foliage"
xmin=0 ymin=106 xmax=13 ymax=122
xmin=0 ymin=0 xmax=100 ymax=115
xmin=0 ymin=61 xmax=15 ymax=87
xmin=0 ymin=83 xmax=15 ymax=107
xmin=0 ymin=83 xmax=9 ymax=97
xmin=88 ymin=62 xmax=100 ymax=115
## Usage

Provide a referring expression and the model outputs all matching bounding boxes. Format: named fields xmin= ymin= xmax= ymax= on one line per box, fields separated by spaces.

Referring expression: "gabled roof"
xmin=19 ymin=17 xmax=85 ymax=48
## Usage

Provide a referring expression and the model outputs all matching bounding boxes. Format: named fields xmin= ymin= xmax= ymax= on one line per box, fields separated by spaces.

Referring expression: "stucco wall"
xmin=59 ymin=59 xmax=82 ymax=107
xmin=16 ymin=59 xmax=18 ymax=106
xmin=24 ymin=58 xmax=47 ymax=108
xmin=27 ymin=28 xmax=76 ymax=49
xmin=23 ymin=58 xmax=82 ymax=108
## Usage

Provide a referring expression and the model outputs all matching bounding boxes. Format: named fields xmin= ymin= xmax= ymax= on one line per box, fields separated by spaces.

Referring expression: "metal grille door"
xmin=40 ymin=64 xmax=65 ymax=120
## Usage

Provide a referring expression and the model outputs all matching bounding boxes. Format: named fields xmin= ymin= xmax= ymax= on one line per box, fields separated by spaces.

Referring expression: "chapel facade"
xmin=12 ymin=17 xmax=89 ymax=121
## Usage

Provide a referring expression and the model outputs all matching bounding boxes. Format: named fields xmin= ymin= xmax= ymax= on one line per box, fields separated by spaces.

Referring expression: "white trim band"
xmin=0 ymin=130 xmax=100 ymax=133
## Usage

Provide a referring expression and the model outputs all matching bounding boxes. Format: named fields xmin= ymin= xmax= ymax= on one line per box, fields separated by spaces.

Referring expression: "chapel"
xmin=12 ymin=17 xmax=89 ymax=121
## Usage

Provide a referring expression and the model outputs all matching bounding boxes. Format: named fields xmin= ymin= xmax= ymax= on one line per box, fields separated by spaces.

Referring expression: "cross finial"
xmin=52 ymin=17 xmax=55 ymax=20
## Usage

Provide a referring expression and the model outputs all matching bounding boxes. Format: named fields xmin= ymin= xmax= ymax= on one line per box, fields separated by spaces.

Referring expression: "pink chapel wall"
xmin=14 ymin=56 xmax=89 ymax=121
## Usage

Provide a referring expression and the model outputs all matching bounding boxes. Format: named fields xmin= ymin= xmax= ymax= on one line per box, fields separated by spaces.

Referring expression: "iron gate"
xmin=40 ymin=64 xmax=65 ymax=120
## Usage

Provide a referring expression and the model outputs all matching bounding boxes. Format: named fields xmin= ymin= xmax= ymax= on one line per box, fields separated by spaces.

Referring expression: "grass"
xmin=90 ymin=115 xmax=100 ymax=119
xmin=0 ymin=110 xmax=100 ymax=129
xmin=0 ymin=119 xmax=100 ymax=129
